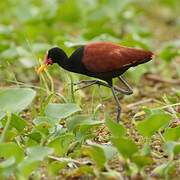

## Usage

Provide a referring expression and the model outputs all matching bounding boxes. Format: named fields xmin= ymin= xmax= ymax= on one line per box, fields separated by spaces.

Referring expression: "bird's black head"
xmin=37 ymin=47 xmax=68 ymax=74
xmin=45 ymin=47 xmax=68 ymax=65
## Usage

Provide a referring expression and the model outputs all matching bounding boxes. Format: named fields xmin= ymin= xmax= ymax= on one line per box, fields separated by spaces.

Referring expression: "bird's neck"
xmin=56 ymin=47 xmax=86 ymax=74
xmin=56 ymin=56 xmax=72 ymax=71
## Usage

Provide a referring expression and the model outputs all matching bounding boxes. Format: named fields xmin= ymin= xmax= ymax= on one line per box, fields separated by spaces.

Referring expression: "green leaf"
xmin=84 ymin=143 xmax=117 ymax=162
xmin=141 ymin=141 xmax=151 ymax=156
xmin=0 ymin=88 xmax=36 ymax=119
xmin=164 ymin=141 xmax=174 ymax=156
xmin=66 ymin=115 xmax=102 ymax=131
xmin=18 ymin=146 xmax=53 ymax=178
xmin=106 ymin=118 xmax=126 ymax=137
xmin=48 ymin=133 xmax=74 ymax=156
xmin=26 ymin=146 xmax=54 ymax=161
xmin=0 ymin=157 xmax=15 ymax=168
xmin=28 ymin=131 xmax=42 ymax=143
xmin=164 ymin=141 xmax=180 ymax=158
xmin=163 ymin=126 xmax=180 ymax=141
xmin=174 ymin=144 xmax=180 ymax=155
xmin=100 ymin=145 xmax=117 ymax=161
xmin=33 ymin=116 xmax=50 ymax=124
xmin=10 ymin=114 xmax=27 ymax=132
xmin=152 ymin=162 xmax=176 ymax=178
xmin=69 ymin=165 xmax=94 ymax=176
xmin=159 ymin=45 xmax=179 ymax=62
xmin=0 ymin=142 xmax=24 ymax=163
xmin=0 ymin=157 xmax=16 ymax=178
xmin=136 ymin=113 xmax=172 ymax=137
xmin=35 ymin=123 xmax=50 ymax=136
xmin=48 ymin=161 xmax=68 ymax=176
xmin=82 ymin=144 xmax=106 ymax=169
xmin=45 ymin=103 xmax=81 ymax=124
xmin=111 ymin=137 xmax=138 ymax=159
xmin=132 ymin=154 xmax=153 ymax=168
xmin=18 ymin=160 xmax=40 ymax=178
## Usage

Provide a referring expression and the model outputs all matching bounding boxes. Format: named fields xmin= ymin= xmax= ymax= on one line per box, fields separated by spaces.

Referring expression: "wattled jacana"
xmin=37 ymin=42 xmax=153 ymax=122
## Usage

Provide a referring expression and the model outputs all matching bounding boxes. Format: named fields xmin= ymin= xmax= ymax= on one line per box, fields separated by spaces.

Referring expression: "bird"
xmin=37 ymin=42 xmax=153 ymax=122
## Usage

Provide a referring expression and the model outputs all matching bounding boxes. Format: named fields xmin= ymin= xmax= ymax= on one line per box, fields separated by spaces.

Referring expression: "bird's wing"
xmin=82 ymin=42 xmax=153 ymax=73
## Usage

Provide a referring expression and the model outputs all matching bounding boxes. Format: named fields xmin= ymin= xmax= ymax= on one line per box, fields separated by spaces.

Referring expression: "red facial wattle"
xmin=44 ymin=55 xmax=53 ymax=65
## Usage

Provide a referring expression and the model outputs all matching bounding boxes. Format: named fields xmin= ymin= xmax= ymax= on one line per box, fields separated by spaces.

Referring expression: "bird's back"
xmin=82 ymin=42 xmax=153 ymax=73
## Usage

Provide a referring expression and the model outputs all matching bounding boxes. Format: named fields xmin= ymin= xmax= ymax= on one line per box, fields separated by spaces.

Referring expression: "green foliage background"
xmin=0 ymin=0 xmax=179 ymax=83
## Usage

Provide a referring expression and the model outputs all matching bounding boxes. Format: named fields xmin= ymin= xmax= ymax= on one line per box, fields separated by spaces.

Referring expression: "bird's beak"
xmin=36 ymin=54 xmax=53 ymax=74
xmin=36 ymin=63 xmax=48 ymax=74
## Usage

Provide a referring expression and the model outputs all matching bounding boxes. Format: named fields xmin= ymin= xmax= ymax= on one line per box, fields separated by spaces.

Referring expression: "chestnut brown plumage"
xmin=37 ymin=42 xmax=153 ymax=122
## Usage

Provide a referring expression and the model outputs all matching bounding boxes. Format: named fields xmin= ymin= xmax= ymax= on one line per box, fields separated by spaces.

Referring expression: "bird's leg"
xmin=74 ymin=80 xmax=98 ymax=92
xmin=73 ymin=80 xmax=97 ymax=86
xmin=95 ymin=80 xmax=122 ymax=122
xmin=74 ymin=79 xmax=122 ymax=122
xmin=92 ymin=80 xmax=112 ymax=88
xmin=74 ymin=79 xmax=124 ymax=96
xmin=114 ymin=76 xmax=133 ymax=95
xmin=74 ymin=79 xmax=114 ymax=92
xmin=110 ymin=86 xmax=121 ymax=122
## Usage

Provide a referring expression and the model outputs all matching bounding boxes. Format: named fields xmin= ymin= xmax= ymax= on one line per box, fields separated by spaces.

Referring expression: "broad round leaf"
xmin=0 ymin=157 xmax=16 ymax=178
xmin=45 ymin=103 xmax=81 ymax=124
xmin=106 ymin=118 xmax=126 ymax=137
xmin=66 ymin=115 xmax=102 ymax=131
xmin=0 ymin=88 xmax=36 ymax=119
xmin=163 ymin=126 xmax=180 ymax=141
xmin=82 ymin=144 xmax=117 ymax=169
xmin=111 ymin=137 xmax=138 ymax=159
xmin=18 ymin=146 xmax=53 ymax=178
xmin=26 ymin=146 xmax=54 ymax=161
xmin=0 ymin=142 xmax=24 ymax=163
xmin=48 ymin=133 xmax=74 ymax=156
xmin=82 ymin=145 xmax=106 ymax=169
xmin=136 ymin=113 xmax=172 ymax=137
xmin=132 ymin=154 xmax=153 ymax=168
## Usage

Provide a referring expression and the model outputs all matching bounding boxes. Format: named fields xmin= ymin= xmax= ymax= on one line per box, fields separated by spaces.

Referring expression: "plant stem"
xmin=40 ymin=73 xmax=50 ymax=94
xmin=152 ymin=102 xmax=180 ymax=111
xmin=163 ymin=95 xmax=178 ymax=119
xmin=69 ymin=74 xmax=75 ymax=103
xmin=0 ymin=112 xmax=12 ymax=143
xmin=45 ymin=70 xmax=54 ymax=93
xmin=158 ymin=131 xmax=166 ymax=143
